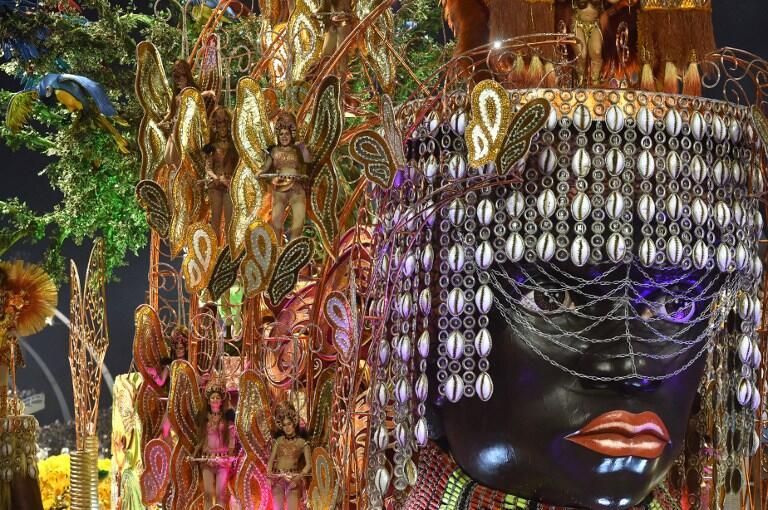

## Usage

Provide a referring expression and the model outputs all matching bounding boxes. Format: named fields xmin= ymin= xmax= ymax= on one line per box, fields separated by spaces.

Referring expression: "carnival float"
xmin=3 ymin=0 xmax=768 ymax=509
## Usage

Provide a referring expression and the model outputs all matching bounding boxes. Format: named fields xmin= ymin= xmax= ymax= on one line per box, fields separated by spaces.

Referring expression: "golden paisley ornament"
xmin=381 ymin=94 xmax=406 ymax=168
xmin=495 ymin=98 xmax=550 ymax=174
xmin=242 ymin=221 xmax=278 ymax=298
xmin=233 ymin=77 xmax=275 ymax=170
xmin=268 ymin=236 xmax=313 ymax=305
xmin=182 ymin=222 xmax=218 ymax=293
xmin=349 ymin=130 xmax=395 ymax=188
xmin=176 ymin=87 xmax=209 ymax=178
xmin=140 ymin=439 xmax=172 ymax=505
xmin=208 ymin=246 xmax=245 ymax=301
xmin=228 ymin=161 xmax=266 ymax=256
xmin=309 ymin=447 xmax=335 ymax=510
xmin=138 ymin=115 xmax=167 ymax=181
xmin=304 ymin=76 xmax=343 ymax=164
xmin=465 ymin=79 xmax=513 ymax=168
xmin=135 ymin=41 xmax=172 ymax=122
xmin=309 ymin=163 xmax=339 ymax=257
xmin=169 ymin=162 xmax=203 ymax=258
xmin=287 ymin=0 xmax=323 ymax=83
xmin=359 ymin=0 xmax=396 ymax=93
xmin=136 ymin=179 xmax=171 ymax=238
xmin=168 ymin=360 xmax=204 ymax=453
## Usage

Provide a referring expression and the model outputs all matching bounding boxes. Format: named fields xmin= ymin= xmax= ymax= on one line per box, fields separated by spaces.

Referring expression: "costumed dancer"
xmin=204 ymin=106 xmax=238 ymax=242
xmin=636 ymin=0 xmax=715 ymax=95
xmin=196 ymin=376 xmax=237 ymax=509
xmin=267 ymin=401 xmax=311 ymax=510
xmin=259 ymin=112 xmax=313 ymax=243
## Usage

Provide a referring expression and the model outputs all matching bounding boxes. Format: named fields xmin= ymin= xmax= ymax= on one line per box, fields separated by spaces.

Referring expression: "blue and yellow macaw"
xmin=6 ymin=73 xmax=129 ymax=154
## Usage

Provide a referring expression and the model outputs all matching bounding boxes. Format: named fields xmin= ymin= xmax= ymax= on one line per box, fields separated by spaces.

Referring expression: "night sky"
xmin=1 ymin=0 xmax=767 ymax=426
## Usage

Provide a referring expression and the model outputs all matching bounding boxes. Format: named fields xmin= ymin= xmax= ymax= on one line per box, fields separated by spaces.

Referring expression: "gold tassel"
xmin=682 ymin=51 xmax=702 ymax=97
xmin=527 ymin=54 xmax=544 ymax=86
xmin=663 ymin=61 xmax=678 ymax=94
xmin=511 ymin=53 xmax=525 ymax=85
xmin=640 ymin=63 xmax=655 ymax=91
xmin=543 ymin=62 xmax=556 ymax=88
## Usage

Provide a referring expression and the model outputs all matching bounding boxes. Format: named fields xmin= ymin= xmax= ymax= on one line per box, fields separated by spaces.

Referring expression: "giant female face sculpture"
xmin=365 ymin=87 xmax=765 ymax=509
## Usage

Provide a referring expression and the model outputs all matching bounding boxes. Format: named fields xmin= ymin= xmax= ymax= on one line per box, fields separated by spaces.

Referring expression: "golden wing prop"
xmin=168 ymin=360 xmax=204 ymax=453
xmin=349 ymin=130 xmax=396 ymax=188
xmin=267 ymin=236 xmax=314 ymax=305
xmin=140 ymin=438 xmax=172 ymax=505
xmin=136 ymin=41 xmax=172 ymax=180
xmin=169 ymin=160 xmax=205 ymax=258
xmin=136 ymin=382 xmax=166 ymax=453
xmin=309 ymin=447 xmax=336 ymax=510
xmin=260 ymin=21 xmax=290 ymax=89
xmin=176 ymin=87 xmax=210 ymax=179
xmin=357 ymin=0 xmax=396 ymax=93
xmin=132 ymin=305 xmax=170 ymax=393
xmin=168 ymin=441 xmax=202 ymax=510
xmin=136 ymin=41 xmax=172 ymax=122
xmin=303 ymin=76 xmax=343 ymax=255
xmin=495 ymin=98 xmax=550 ymax=174
xmin=751 ymin=106 xmax=768 ymax=162
xmin=465 ymin=79 xmax=513 ymax=169
xmin=308 ymin=368 xmax=335 ymax=448
xmin=287 ymin=0 xmax=323 ymax=83
xmin=381 ymin=94 xmax=406 ymax=168
xmin=182 ymin=222 xmax=219 ymax=294
xmin=242 ymin=221 xmax=278 ymax=298
xmin=230 ymin=77 xmax=275 ymax=255
xmin=136 ymin=179 xmax=171 ymax=237
xmin=235 ymin=370 xmax=274 ymax=510
xmin=208 ymin=246 xmax=245 ymax=301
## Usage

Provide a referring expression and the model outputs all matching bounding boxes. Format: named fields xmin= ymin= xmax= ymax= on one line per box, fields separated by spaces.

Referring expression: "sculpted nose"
xmin=575 ymin=335 xmax=663 ymax=393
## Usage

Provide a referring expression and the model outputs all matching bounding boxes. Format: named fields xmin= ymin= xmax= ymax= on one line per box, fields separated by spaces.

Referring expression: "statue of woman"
xmin=146 ymin=325 xmax=188 ymax=441
xmin=260 ymin=112 xmax=313 ymax=243
xmin=196 ymin=378 xmax=236 ymax=509
xmin=572 ymin=0 xmax=620 ymax=85
xmin=159 ymin=60 xmax=199 ymax=172
xmin=267 ymin=401 xmax=311 ymax=510
xmin=204 ymin=106 xmax=238 ymax=241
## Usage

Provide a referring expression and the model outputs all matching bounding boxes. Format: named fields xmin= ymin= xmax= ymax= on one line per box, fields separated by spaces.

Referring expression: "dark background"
xmin=0 ymin=0 xmax=767 ymax=426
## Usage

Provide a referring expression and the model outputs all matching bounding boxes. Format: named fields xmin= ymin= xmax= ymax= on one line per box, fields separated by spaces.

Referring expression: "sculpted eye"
xmin=654 ymin=295 xmax=697 ymax=324
xmin=521 ymin=288 xmax=574 ymax=313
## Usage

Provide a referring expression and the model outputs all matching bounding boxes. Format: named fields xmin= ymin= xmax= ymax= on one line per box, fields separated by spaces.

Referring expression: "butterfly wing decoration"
xmin=140 ymin=438 xmax=173 ymax=505
xmin=136 ymin=381 xmax=166 ymax=455
xmin=381 ymin=94 xmax=406 ymax=169
xmin=208 ymin=246 xmax=245 ymax=301
xmin=464 ymin=79 xmax=513 ymax=169
xmin=182 ymin=222 xmax=219 ymax=294
xmin=242 ymin=221 xmax=278 ymax=298
xmin=308 ymin=368 xmax=335 ymax=448
xmin=235 ymin=370 xmax=274 ymax=510
xmin=136 ymin=180 xmax=171 ymax=238
xmin=135 ymin=41 xmax=172 ymax=180
xmin=176 ymin=87 xmax=210 ymax=179
xmin=267 ymin=236 xmax=314 ymax=305
xmin=324 ymin=291 xmax=356 ymax=364
xmin=494 ymin=97 xmax=550 ymax=174
xmin=169 ymin=160 xmax=205 ymax=257
xmin=349 ymin=130 xmax=396 ymax=188
xmin=303 ymin=76 xmax=343 ymax=256
xmin=308 ymin=447 xmax=336 ymax=510
xmin=230 ymin=77 xmax=275 ymax=255
xmin=287 ymin=0 xmax=323 ymax=83
xmin=357 ymin=0 xmax=396 ymax=94
xmin=132 ymin=304 xmax=170 ymax=393
xmin=5 ymin=89 xmax=38 ymax=133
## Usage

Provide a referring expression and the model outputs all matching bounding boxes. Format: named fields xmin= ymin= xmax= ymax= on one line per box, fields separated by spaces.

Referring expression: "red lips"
xmin=565 ymin=410 xmax=671 ymax=459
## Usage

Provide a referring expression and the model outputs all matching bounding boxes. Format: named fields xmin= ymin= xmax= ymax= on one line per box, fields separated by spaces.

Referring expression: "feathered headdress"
xmin=0 ymin=260 xmax=57 ymax=336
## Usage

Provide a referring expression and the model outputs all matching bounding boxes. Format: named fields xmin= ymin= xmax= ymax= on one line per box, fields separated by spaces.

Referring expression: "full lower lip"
xmin=565 ymin=410 xmax=671 ymax=459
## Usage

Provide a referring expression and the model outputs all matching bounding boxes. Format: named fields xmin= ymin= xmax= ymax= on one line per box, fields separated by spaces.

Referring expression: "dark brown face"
xmin=432 ymin=261 xmax=720 ymax=509
xmin=212 ymin=111 xmax=230 ymax=138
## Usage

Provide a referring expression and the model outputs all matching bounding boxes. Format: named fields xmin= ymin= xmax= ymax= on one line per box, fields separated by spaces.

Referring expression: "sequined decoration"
xmin=242 ymin=220 xmax=278 ymax=298
xmin=358 ymin=0 xmax=396 ymax=93
xmin=136 ymin=180 xmax=171 ymax=238
xmin=169 ymin=161 xmax=204 ymax=258
xmin=132 ymin=304 xmax=169 ymax=393
xmin=207 ymin=245 xmax=245 ymax=302
xmin=135 ymin=41 xmax=172 ymax=122
xmin=495 ymin=98 xmax=550 ymax=174
xmin=309 ymin=447 xmax=335 ymax=510
xmin=235 ymin=370 xmax=273 ymax=510
xmin=309 ymin=163 xmax=340 ymax=256
xmin=350 ymin=130 xmax=397 ymax=188
xmin=176 ymin=87 xmax=210 ymax=179
xmin=138 ymin=116 xmax=167 ymax=181
xmin=304 ymin=76 xmax=343 ymax=165
xmin=287 ymin=0 xmax=323 ymax=83
xmin=182 ymin=222 xmax=218 ymax=294
xmin=465 ymin=79 xmax=513 ymax=168
xmin=381 ymin=94 xmax=406 ymax=169
xmin=267 ymin=236 xmax=314 ymax=305
xmin=139 ymin=438 xmax=172 ymax=505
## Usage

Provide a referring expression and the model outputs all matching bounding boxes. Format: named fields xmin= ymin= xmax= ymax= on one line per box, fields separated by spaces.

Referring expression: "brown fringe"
xmin=489 ymin=0 xmax=554 ymax=57
xmin=442 ymin=0 xmax=491 ymax=55
xmin=543 ymin=62 xmax=556 ymax=88
xmin=637 ymin=7 xmax=716 ymax=72
xmin=527 ymin=54 xmax=544 ymax=84
xmin=511 ymin=53 xmax=526 ymax=84
xmin=640 ymin=62 xmax=656 ymax=91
